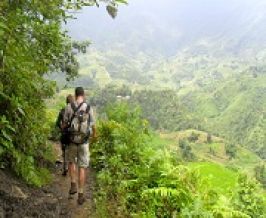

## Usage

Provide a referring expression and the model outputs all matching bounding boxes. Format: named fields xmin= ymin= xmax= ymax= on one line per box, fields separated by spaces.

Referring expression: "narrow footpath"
xmin=0 ymin=143 xmax=96 ymax=218
xmin=53 ymin=142 xmax=96 ymax=218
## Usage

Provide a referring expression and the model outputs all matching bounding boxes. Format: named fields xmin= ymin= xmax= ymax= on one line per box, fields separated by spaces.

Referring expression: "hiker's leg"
xmin=78 ymin=167 xmax=86 ymax=193
xmin=63 ymin=147 xmax=67 ymax=171
xmin=77 ymin=143 xmax=89 ymax=191
xmin=62 ymin=145 xmax=68 ymax=175
xmin=67 ymin=144 xmax=76 ymax=182
xmin=77 ymin=143 xmax=89 ymax=204
xmin=69 ymin=162 xmax=76 ymax=183
xmin=66 ymin=144 xmax=78 ymax=195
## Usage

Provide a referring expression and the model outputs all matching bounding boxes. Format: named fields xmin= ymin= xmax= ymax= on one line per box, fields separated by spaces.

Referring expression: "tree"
xmin=188 ymin=131 xmax=199 ymax=142
xmin=225 ymin=143 xmax=237 ymax=160
xmin=207 ymin=132 xmax=212 ymax=143
xmin=179 ymin=139 xmax=195 ymax=161
xmin=209 ymin=147 xmax=216 ymax=156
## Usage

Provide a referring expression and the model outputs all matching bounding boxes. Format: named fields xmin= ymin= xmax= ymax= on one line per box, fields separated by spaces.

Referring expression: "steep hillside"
xmin=180 ymin=74 xmax=266 ymax=159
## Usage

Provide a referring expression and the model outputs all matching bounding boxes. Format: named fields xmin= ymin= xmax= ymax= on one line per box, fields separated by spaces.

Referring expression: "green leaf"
xmin=106 ymin=5 xmax=118 ymax=19
xmin=17 ymin=107 xmax=25 ymax=117
xmin=2 ymin=130 xmax=12 ymax=142
xmin=115 ymin=0 xmax=128 ymax=4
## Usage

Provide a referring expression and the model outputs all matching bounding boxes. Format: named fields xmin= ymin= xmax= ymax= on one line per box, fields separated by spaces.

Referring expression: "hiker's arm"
xmin=61 ymin=104 xmax=70 ymax=129
xmin=89 ymin=108 xmax=97 ymax=138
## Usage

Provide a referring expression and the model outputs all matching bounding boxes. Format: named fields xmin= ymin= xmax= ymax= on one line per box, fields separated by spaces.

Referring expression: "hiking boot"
xmin=69 ymin=182 xmax=77 ymax=195
xmin=77 ymin=193 xmax=85 ymax=205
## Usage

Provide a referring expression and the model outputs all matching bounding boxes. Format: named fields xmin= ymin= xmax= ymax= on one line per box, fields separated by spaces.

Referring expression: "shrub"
xmin=254 ymin=164 xmax=266 ymax=188
xmin=233 ymin=174 xmax=265 ymax=217
xmin=91 ymin=103 xmax=265 ymax=217
xmin=225 ymin=143 xmax=237 ymax=160
xmin=179 ymin=139 xmax=195 ymax=161
xmin=188 ymin=131 xmax=199 ymax=142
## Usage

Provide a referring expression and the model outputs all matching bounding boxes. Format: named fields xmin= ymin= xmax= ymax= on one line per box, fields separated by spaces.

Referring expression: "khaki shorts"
xmin=66 ymin=143 xmax=89 ymax=168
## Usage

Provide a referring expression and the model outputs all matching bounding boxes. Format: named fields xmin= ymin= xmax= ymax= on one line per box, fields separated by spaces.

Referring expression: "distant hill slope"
xmin=51 ymin=52 xmax=265 ymax=159
xmin=161 ymin=130 xmax=263 ymax=175
xmin=180 ymin=73 xmax=266 ymax=159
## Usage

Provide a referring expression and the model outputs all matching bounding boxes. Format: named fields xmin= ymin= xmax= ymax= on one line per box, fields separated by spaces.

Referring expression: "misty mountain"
xmin=52 ymin=0 xmax=266 ymax=161
xmin=67 ymin=0 xmax=266 ymax=57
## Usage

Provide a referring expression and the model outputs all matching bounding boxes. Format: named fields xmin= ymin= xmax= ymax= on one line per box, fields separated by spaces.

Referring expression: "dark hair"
xmin=66 ymin=94 xmax=74 ymax=104
xmin=75 ymin=87 xmax=85 ymax=97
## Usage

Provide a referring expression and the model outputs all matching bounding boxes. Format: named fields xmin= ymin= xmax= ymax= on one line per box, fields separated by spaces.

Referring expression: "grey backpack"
xmin=69 ymin=102 xmax=90 ymax=144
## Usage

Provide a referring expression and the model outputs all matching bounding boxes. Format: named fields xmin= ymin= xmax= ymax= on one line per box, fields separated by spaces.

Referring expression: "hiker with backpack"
xmin=62 ymin=87 xmax=96 ymax=205
xmin=56 ymin=94 xmax=74 ymax=176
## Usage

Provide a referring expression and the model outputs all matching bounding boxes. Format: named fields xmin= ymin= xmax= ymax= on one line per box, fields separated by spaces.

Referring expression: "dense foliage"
xmin=91 ymin=103 xmax=265 ymax=217
xmin=182 ymin=76 xmax=266 ymax=160
xmin=90 ymin=85 xmax=197 ymax=131
xmin=0 ymin=0 xmax=69 ymax=185
xmin=87 ymin=74 xmax=265 ymax=160
xmin=130 ymin=90 xmax=195 ymax=131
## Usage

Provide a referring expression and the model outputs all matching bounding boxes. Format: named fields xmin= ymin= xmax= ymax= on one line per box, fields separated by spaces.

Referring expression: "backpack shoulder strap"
xmin=71 ymin=102 xmax=84 ymax=114
xmin=85 ymin=104 xmax=90 ymax=113
xmin=70 ymin=102 xmax=76 ymax=112
xmin=85 ymin=104 xmax=91 ymax=125
xmin=69 ymin=102 xmax=85 ymax=124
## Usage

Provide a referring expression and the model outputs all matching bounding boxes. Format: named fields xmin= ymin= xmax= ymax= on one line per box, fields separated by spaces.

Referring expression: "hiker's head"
xmin=75 ymin=87 xmax=85 ymax=99
xmin=66 ymin=94 xmax=74 ymax=104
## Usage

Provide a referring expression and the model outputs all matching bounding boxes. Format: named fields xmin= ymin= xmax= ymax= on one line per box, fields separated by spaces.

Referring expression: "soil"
xmin=0 ymin=143 xmax=96 ymax=218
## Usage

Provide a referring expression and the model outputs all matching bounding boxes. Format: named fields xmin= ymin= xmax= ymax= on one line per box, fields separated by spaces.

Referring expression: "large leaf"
xmin=106 ymin=5 xmax=118 ymax=19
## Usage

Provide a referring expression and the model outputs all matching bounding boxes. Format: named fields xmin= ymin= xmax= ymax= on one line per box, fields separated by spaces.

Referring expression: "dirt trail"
xmin=51 ymin=142 xmax=97 ymax=218
xmin=0 ymin=143 xmax=96 ymax=218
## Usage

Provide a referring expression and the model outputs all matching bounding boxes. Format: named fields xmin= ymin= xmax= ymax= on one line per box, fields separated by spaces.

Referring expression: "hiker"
xmin=62 ymin=87 xmax=96 ymax=205
xmin=56 ymin=94 xmax=74 ymax=176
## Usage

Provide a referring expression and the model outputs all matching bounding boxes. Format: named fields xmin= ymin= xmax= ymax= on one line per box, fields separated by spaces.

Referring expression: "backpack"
xmin=68 ymin=102 xmax=90 ymax=144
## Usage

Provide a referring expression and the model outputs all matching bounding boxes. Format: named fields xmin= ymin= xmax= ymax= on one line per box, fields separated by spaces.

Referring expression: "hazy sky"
xmin=67 ymin=0 xmax=266 ymax=55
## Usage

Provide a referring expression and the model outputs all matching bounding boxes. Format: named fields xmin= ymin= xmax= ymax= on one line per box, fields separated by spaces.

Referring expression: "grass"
xmin=160 ymin=130 xmax=263 ymax=177
xmin=188 ymin=162 xmax=238 ymax=194
xmin=230 ymin=146 xmax=263 ymax=176
xmin=152 ymin=133 xmax=175 ymax=149
xmin=158 ymin=131 xmax=240 ymax=194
